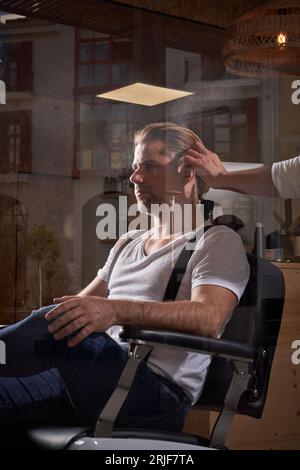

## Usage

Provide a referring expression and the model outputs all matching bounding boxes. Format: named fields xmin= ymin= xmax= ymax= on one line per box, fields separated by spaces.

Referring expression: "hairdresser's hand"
xmin=45 ymin=295 xmax=116 ymax=347
xmin=178 ymin=140 xmax=226 ymax=186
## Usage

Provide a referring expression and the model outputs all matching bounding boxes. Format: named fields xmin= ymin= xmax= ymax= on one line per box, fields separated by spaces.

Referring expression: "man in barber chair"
xmin=0 ymin=123 xmax=249 ymax=436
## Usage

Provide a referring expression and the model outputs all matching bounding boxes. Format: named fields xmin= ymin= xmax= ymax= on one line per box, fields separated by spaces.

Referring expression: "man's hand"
xmin=178 ymin=140 xmax=226 ymax=187
xmin=45 ymin=295 xmax=116 ymax=348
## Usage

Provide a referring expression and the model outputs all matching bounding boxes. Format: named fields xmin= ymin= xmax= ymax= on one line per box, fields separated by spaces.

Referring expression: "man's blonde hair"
xmin=134 ymin=122 xmax=208 ymax=197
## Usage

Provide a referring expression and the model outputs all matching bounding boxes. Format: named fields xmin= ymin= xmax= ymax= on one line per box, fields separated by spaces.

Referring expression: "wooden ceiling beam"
xmin=0 ymin=0 xmax=223 ymax=53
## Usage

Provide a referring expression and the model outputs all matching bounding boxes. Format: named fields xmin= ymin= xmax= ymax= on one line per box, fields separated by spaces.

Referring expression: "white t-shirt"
xmin=272 ymin=156 xmax=300 ymax=199
xmin=98 ymin=225 xmax=250 ymax=403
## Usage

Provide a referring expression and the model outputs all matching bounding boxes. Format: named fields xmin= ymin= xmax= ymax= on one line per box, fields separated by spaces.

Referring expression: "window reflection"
xmin=0 ymin=4 xmax=297 ymax=326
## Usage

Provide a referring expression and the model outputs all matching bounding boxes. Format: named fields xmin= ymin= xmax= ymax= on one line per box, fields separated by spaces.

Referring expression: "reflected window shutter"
xmin=19 ymin=41 xmax=33 ymax=91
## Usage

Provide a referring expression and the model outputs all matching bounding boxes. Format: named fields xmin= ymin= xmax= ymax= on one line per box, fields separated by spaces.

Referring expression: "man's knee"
xmin=30 ymin=304 xmax=57 ymax=320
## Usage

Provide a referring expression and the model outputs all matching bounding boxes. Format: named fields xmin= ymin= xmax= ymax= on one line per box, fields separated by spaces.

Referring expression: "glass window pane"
xmin=80 ymin=146 xmax=94 ymax=169
xmin=231 ymin=113 xmax=247 ymax=124
xmin=80 ymin=103 xmax=93 ymax=122
xmin=80 ymin=43 xmax=93 ymax=62
xmin=79 ymin=64 xmax=93 ymax=86
xmin=215 ymin=127 xmax=230 ymax=141
xmin=127 ymin=122 xmax=136 ymax=144
xmin=112 ymin=123 xmax=127 ymax=143
xmin=94 ymin=104 xmax=109 ymax=121
xmin=96 ymin=124 xmax=108 ymax=144
xmin=95 ymin=42 xmax=109 ymax=61
xmin=80 ymin=119 xmax=98 ymax=145
xmin=215 ymin=142 xmax=230 ymax=154
xmin=80 ymin=29 xmax=93 ymax=38
xmin=112 ymin=63 xmax=130 ymax=84
xmin=111 ymin=104 xmax=127 ymax=120
xmin=214 ymin=114 xmax=229 ymax=125
xmin=80 ymin=105 xmax=97 ymax=145
xmin=111 ymin=150 xmax=126 ymax=169
xmin=127 ymin=105 xmax=135 ymax=120
xmin=112 ymin=63 xmax=121 ymax=84
xmin=94 ymin=145 xmax=109 ymax=170
xmin=9 ymin=150 xmax=14 ymax=165
xmin=94 ymin=64 xmax=109 ymax=85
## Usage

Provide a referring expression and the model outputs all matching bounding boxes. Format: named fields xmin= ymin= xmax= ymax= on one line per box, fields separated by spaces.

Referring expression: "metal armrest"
xmin=118 ymin=326 xmax=260 ymax=448
xmin=119 ymin=326 xmax=257 ymax=363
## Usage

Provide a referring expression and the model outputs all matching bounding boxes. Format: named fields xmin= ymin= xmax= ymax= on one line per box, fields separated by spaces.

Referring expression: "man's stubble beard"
xmin=137 ymin=193 xmax=173 ymax=215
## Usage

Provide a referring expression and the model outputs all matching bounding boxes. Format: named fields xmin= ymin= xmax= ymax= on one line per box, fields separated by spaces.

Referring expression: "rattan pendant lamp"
xmin=223 ymin=0 xmax=300 ymax=78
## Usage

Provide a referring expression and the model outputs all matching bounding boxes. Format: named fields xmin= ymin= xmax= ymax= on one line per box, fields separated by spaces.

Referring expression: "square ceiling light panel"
xmin=97 ymin=82 xmax=193 ymax=106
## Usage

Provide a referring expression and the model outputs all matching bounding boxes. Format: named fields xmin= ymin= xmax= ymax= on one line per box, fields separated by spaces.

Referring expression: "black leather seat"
xmin=0 ymin=254 xmax=285 ymax=450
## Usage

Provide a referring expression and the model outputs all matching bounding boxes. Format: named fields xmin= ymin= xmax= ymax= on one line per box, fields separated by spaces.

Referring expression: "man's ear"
xmin=180 ymin=163 xmax=194 ymax=181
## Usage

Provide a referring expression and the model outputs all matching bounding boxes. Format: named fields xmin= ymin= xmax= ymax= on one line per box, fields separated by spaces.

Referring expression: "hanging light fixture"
xmin=223 ymin=0 xmax=300 ymax=78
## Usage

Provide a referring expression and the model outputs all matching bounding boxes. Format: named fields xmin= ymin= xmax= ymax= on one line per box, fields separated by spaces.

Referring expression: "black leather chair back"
xmin=195 ymin=254 xmax=285 ymax=418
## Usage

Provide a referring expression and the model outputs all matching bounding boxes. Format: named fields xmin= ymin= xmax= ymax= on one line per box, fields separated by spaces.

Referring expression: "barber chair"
xmin=0 ymin=254 xmax=284 ymax=450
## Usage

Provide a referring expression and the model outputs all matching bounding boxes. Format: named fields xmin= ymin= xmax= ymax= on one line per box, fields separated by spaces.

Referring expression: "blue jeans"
xmin=0 ymin=306 xmax=190 ymax=430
